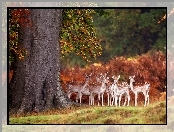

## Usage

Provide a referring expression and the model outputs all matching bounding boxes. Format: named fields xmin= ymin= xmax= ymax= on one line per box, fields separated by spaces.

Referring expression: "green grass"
xmin=9 ymin=101 xmax=166 ymax=124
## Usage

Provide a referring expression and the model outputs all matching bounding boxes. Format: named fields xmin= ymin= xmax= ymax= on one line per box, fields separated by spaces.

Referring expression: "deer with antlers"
xmin=67 ymin=73 xmax=92 ymax=104
xmin=129 ymin=75 xmax=150 ymax=106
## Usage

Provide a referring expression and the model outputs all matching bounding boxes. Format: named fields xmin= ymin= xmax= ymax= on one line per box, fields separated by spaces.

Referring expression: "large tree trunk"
xmin=10 ymin=9 xmax=76 ymax=114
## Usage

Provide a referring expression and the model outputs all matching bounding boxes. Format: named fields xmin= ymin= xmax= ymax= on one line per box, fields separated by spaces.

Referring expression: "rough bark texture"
xmin=9 ymin=13 xmax=32 ymax=111
xmin=9 ymin=9 xmax=76 ymax=114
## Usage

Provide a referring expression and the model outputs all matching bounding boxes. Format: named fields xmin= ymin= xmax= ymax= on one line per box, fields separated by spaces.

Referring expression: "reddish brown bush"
xmin=61 ymin=51 xmax=166 ymax=105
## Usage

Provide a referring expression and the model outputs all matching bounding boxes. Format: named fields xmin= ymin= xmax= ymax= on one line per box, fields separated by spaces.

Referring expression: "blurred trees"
xmin=91 ymin=8 xmax=166 ymax=63
xmin=9 ymin=8 xmax=166 ymax=68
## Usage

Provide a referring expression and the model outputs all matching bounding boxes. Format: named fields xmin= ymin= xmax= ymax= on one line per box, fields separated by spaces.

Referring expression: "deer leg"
xmin=102 ymin=93 xmax=104 ymax=106
xmin=89 ymin=93 xmax=94 ymax=105
xmin=119 ymin=95 xmax=122 ymax=107
xmin=147 ymin=94 xmax=149 ymax=105
xmin=98 ymin=94 xmax=100 ymax=106
xmin=92 ymin=96 xmax=94 ymax=105
xmin=144 ymin=94 xmax=147 ymax=107
xmin=123 ymin=96 xmax=127 ymax=106
xmin=115 ymin=96 xmax=118 ymax=107
xmin=127 ymin=95 xmax=130 ymax=106
xmin=80 ymin=93 xmax=82 ymax=105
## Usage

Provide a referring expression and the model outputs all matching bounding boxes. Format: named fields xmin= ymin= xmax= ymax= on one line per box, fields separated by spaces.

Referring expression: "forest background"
xmin=59 ymin=8 xmax=168 ymax=103
xmin=8 ymin=8 xmax=167 ymax=105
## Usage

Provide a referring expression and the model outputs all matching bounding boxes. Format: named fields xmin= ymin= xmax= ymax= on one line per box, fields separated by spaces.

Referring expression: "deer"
xmin=109 ymin=75 xmax=130 ymax=107
xmin=67 ymin=73 xmax=92 ymax=105
xmin=129 ymin=75 xmax=151 ymax=106
xmin=106 ymin=75 xmax=120 ymax=106
xmin=89 ymin=73 xmax=109 ymax=106
xmin=115 ymin=81 xmax=130 ymax=107
xmin=76 ymin=73 xmax=104 ymax=106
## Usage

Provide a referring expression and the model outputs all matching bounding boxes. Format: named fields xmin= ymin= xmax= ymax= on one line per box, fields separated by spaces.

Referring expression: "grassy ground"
xmin=9 ymin=101 xmax=166 ymax=124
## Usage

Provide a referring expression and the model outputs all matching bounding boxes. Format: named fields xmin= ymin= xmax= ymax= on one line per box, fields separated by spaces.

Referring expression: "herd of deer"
xmin=66 ymin=73 xmax=150 ymax=107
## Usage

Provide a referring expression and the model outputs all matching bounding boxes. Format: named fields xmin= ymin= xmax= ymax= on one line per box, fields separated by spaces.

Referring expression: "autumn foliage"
xmin=9 ymin=9 xmax=32 ymax=61
xmin=60 ymin=51 xmax=166 ymax=105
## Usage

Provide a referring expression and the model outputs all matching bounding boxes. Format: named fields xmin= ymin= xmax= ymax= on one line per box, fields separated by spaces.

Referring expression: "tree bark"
xmin=10 ymin=9 xmax=76 ymax=114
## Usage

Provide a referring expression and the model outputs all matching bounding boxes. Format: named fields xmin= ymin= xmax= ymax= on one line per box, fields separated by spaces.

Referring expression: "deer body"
xmin=110 ymin=75 xmax=130 ymax=107
xmin=89 ymin=73 xmax=109 ymax=106
xmin=115 ymin=83 xmax=130 ymax=107
xmin=129 ymin=75 xmax=150 ymax=106
xmin=67 ymin=73 xmax=92 ymax=104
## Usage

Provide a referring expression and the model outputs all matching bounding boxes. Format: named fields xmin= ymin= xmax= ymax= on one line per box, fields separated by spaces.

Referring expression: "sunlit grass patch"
xmin=9 ymin=101 xmax=166 ymax=124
